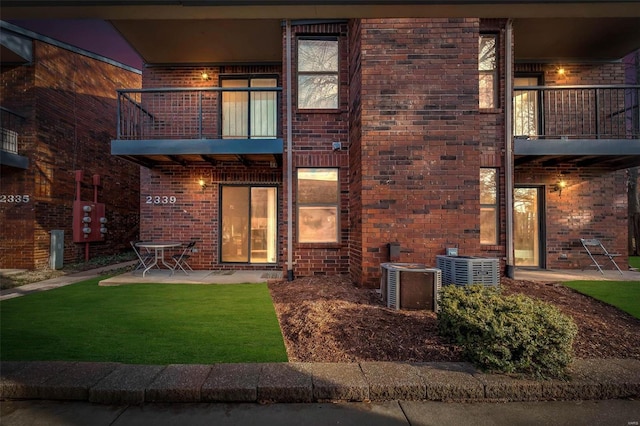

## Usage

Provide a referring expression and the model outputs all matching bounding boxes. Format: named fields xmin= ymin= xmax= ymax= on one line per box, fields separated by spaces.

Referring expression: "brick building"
xmin=6 ymin=3 xmax=638 ymax=286
xmin=0 ymin=22 xmax=142 ymax=269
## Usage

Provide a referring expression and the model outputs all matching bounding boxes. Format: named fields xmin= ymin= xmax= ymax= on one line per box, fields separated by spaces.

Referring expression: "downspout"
xmin=505 ymin=19 xmax=515 ymax=278
xmin=286 ymin=20 xmax=295 ymax=281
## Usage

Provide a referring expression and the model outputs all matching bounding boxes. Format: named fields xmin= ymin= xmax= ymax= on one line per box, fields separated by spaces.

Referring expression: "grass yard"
xmin=563 ymin=280 xmax=640 ymax=319
xmin=630 ymin=256 xmax=640 ymax=270
xmin=0 ymin=278 xmax=288 ymax=364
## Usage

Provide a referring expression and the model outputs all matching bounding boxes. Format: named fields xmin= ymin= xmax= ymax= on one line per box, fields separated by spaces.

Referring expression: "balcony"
xmin=513 ymin=85 xmax=640 ymax=170
xmin=111 ymin=86 xmax=283 ymax=168
xmin=0 ymin=106 xmax=28 ymax=169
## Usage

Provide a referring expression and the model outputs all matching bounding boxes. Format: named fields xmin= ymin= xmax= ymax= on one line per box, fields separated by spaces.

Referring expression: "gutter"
xmin=505 ymin=18 xmax=515 ymax=278
xmin=285 ymin=19 xmax=294 ymax=281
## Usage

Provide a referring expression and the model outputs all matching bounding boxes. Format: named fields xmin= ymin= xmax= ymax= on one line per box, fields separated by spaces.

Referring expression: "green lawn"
xmin=563 ymin=280 xmax=640 ymax=319
xmin=0 ymin=278 xmax=288 ymax=364
xmin=630 ymin=256 xmax=640 ymax=270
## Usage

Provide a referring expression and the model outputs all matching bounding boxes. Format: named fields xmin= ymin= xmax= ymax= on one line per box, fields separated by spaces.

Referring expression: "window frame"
xmin=479 ymin=33 xmax=499 ymax=110
xmin=480 ymin=167 xmax=499 ymax=246
xmin=296 ymin=36 xmax=340 ymax=111
xmin=297 ymin=167 xmax=340 ymax=244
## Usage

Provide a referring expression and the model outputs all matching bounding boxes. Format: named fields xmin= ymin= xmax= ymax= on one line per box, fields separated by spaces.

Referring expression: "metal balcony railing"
xmin=513 ymin=85 xmax=640 ymax=140
xmin=0 ymin=106 xmax=25 ymax=154
xmin=116 ymin=87 xmax=283 ymax=141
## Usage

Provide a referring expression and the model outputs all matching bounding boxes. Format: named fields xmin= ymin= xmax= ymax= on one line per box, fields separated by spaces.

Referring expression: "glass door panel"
xmin=221 ymin=186 xmax=250 ymax=262
xmin=514 ymin=187 xmax=540 ymax=267
xmin=221 ymin=186 xmax=277 ymax=264
xmin=222 ymin=79 xmax=249 ymax=139
xmin=514 ymin=77 xmax=539 ymax=138
xmin=250 ymin=187 xmax=277 ymax=263
xmin=250 ymin=78 xmax=277 ymax=139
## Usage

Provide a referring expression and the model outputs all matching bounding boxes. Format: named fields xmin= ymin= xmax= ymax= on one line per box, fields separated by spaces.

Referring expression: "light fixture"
xmin=198 ymin=179 xmax=207 ymax=190
xmin=557 ymin=67 xmax=566 ymax=76
xmin=201 ymin=72 xmax=210 ymax=81
xmin=551 ymin=178 xmax=567 ymax=196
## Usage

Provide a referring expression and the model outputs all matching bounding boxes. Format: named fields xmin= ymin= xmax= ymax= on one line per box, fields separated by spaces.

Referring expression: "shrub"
xmin=438 ymin=285 xmax=578 ymax=379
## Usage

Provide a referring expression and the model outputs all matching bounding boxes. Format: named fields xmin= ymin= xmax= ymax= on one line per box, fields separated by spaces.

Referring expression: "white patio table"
xmin=135 ymin=241 xmax=182 ymax=277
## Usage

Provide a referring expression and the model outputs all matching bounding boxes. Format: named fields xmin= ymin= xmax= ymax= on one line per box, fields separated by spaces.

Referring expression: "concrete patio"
xmin=98 ymin=269 xmax=284 ymax=286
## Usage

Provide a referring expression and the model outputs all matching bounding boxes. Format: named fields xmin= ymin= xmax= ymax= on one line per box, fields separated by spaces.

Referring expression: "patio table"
xmin=135 ymin=241 xmax=182 ymax=277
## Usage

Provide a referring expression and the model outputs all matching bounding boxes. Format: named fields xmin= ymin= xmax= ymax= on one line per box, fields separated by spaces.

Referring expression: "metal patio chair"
xmin=131 ymin=240 xmax=154 ymax=273
xmin=580 ymin=238 xmax=623 ymax=275
xmin=171 ymin=240 xmax=196 ymax=276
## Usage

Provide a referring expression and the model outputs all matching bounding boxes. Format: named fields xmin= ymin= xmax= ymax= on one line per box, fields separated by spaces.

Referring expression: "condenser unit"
xmin=436 ymin=255 xmax=499 ymax=286
xmin=380 ymin=263 xmax=442 ymax=311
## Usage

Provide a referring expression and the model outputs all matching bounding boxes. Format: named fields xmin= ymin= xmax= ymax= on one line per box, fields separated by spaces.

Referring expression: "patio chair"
xmin=580 ymin=238 xmax=623 ymax=275
xmin=171 ymin=240 xmax=196 ymax=276
xmin=131 ymin=240 xmax=154 ymax=273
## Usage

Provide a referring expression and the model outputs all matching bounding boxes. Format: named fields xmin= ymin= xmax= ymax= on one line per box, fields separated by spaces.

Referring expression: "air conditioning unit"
xmin=380 ymin=263 xmax=442 ymax=311
xmin=436 ymin=255 xmax=499 ymax=286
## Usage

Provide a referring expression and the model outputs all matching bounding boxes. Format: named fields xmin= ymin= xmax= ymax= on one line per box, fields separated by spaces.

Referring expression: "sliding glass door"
xmin=221 ymin=186 xmax=277 ymax=263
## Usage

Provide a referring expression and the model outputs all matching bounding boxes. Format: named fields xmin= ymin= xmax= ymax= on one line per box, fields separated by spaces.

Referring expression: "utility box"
xmin=436 ymin=255 xmax=499 ymax=286
xmin=380 ymin=263 xmax=441 ymax=311
xmin=50 ymin=230 xmax=64 ymax=270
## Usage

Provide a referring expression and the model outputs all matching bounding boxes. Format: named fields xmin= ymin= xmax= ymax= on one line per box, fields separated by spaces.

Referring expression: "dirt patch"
xmin=269 ymin=275 xmax=640 ymax=362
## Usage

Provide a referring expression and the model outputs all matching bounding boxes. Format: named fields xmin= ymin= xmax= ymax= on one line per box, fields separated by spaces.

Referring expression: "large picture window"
xmin=297 ymin=38 xmax=339 ymax=109
xmin=297 ymin=168 xmax=339 ymax=243
xmin=479 ymin=34 xmax=498 ymax=109
xmin=480 ymin=168 xmax=498 ymax=245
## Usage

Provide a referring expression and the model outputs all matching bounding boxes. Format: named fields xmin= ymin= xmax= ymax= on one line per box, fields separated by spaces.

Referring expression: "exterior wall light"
xmin=201 ymin=72 xmax=210 ymax=81
xmin=557 ymin=67 xmax=566 ymax=76
xmin=551 ymin=179 xmax=567 ymax=196
xmin=199 ymin=179 xmax=208 ymax=190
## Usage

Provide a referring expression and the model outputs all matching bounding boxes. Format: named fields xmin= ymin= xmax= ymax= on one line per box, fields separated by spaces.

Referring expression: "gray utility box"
xmin=50 ymin=230 xmax=64 ymax=270
xmin=436 ymin=255 xmax=499 ymax=286
xmin=380 ymin=263 xmax=442 ymax=311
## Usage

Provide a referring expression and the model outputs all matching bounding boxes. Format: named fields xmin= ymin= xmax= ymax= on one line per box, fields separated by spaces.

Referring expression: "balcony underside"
xmin=514 ymin=138 xmax=640 ymax=170
xmin=0 ymin=150 xmax=29 ymax=169
xmin=111 ymin=138 xmax=283 ymax=168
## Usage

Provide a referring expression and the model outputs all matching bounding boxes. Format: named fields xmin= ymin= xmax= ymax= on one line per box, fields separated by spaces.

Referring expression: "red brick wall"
xmin=285 ymin=22 xmax=351 ymax=277
xmin=355 ymin=18 xmax=483 ymax=287
xmin=0 ymin=40 xmax=141 ymax=269
xmin=140 ymin=165 xmax=283 ymax=270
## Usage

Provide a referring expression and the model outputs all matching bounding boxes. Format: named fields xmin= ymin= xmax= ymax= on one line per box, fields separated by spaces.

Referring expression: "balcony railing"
xmin=116 ymin=87 xmax=283 ymax=141
xmin=513 ymin=85 xmax=640 ymax=140
xmin=1 ymin=106 xmax=25 ymax=154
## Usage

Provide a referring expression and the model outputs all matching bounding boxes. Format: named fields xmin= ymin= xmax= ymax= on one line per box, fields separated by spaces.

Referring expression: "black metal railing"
xmin=0 ymin=106 xmax=26 ymax=154
xmin=513 ymin=85 xmax=640 ymax=140
xmin=116 ymin=87 xmax=283 ymax=141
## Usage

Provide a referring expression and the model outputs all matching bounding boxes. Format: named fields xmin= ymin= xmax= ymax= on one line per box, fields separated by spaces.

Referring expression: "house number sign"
xmin=145 ymin=195 xmax=177 ymax=204
xmin=0 ymin=195 xmax=30 ymax=203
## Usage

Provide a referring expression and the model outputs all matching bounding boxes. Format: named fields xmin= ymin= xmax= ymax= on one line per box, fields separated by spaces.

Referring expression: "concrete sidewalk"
xmin=1 ymin=359 xmax=639 ymax=405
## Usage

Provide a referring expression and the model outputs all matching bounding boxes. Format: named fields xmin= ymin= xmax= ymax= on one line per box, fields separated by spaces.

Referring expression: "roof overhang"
xmin=3 ymin=1 xmax=640 ymax=64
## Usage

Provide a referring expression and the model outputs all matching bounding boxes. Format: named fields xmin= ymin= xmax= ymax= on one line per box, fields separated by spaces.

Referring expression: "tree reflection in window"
xmin=479 ymin=34 xmax=497 ymax=109
xmin=298 ymin=39 xmax=339 ymax=109
xmin=480 ymin=168 xmax=498 ymax=245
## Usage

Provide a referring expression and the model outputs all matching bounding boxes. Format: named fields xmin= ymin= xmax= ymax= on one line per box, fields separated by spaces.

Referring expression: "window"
xmin=297 ymin=38 xmax=339 ymax=109
xmin=479 ymin=34 xmax=498 ymax=109
xmin=297 ymin=168 xmax=339 ymax=243
xmin=480 ymin=168 xmax=498 ymax=245
xmin=221 ymin=76 xmax=277 ymax=139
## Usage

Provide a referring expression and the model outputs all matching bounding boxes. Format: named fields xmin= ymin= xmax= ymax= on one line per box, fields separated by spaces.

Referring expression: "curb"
xmin=1 ymin=359 xmax=639 ymax=405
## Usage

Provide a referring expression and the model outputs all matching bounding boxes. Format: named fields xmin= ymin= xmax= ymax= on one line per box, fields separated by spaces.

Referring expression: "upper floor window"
xmin=479 ymin=34 xmax=498 ymax=109
xmin=297 ymin=38 xmax=339 ymax=110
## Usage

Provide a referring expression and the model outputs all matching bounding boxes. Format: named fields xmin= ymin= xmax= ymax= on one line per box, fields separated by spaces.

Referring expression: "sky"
xmin=8 ymin=19 xmax=143 ymax=69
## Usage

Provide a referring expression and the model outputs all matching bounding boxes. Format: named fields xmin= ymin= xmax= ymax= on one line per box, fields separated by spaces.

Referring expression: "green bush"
xmin=438 ymin=285 xmax=578 ymax=379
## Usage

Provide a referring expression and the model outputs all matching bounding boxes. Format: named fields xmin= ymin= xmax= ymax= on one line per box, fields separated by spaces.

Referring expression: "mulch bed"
xmin=268 ymin=275 xmax=640 ymax=362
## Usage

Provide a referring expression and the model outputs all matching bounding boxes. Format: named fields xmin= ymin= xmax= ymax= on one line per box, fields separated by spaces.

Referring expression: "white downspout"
xmin=505 ymin=19 xmax=515 ymax=278
xmin=286 ymin=20 xmax=295 ymax=281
